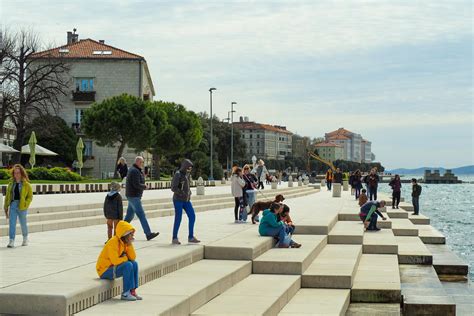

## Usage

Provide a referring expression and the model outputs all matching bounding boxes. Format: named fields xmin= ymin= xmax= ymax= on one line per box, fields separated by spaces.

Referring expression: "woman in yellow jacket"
xmin=325 ymin=169 xmax=334 ymax=191
xmin=4 ymin=164 xmax=33 ymax=248
xmin=96 ymin=220 xmax=142 ymax=301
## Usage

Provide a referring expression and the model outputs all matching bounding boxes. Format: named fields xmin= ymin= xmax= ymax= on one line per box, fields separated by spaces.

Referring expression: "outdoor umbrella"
xmin=0 ymin=143 xmax=19 ymax=153
xmin=28 ymin=131 xmax=37 ymax=168
xmin=21 ymin=144 xmax=58 ymax=156
xmin=76 ymin=137 xmax=84 ymax=175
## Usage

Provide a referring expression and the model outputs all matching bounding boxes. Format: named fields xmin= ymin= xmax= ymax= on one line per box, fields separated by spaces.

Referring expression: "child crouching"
xmin=96 ymin=220 xmax=142 ymax=301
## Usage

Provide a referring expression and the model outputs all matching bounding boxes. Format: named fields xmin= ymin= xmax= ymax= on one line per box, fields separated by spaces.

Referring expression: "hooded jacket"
xmin=259 ymin=209 xmax=283 ymax=236
xmin=103 ymin=191 xmax=124 ymax=220
xmin=171 ymin=159 xmax=193 ymax=201
xmin=96 ymin=221 xmax=136 ymax=277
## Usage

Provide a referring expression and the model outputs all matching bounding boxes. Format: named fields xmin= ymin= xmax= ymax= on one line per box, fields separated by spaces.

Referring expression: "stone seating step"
xmin=389 ymin=218 xmax=418 ymax=236
xmin=385 ymin=210 xmax=408 ymax=219
xmin=408 ymin=213 xmax=430 ymax=225
xmin=363 ymin=229 xmax=398 ymax=254
xmin=279 ymin=288 xmax=350 ymax=315
xmin=0 ymin=246 xmax=203 ymax=316
xmin=328 ymin=221 xmax=364 ymax=244
xmin=302 ymin=244 xmax=362 ymax=289
xmin=398 ymin=202 xmax=414 ymax=212
xmin=191 ymin=274 xmax=301 ymax=315
xmin=77 ymin=259 xmax=251 ymax=316
xmin=395 ymin=236 xmax=433 ymax=265
xmin=415 ymin=225 xmax=446 ymax=244
xmin=400 ymin=264 xmax=456 ymax=316
xmin=253 ymin=235 xmax=327 ymax=275
xmin=204 ymin=227 xmax=274 ymax=260
xmin=337 ymin=210 xmax=392 ymax=229
xmin=345 ymin=303 xmax=401 ymax=315
xmin=351 ymin=254 xmax=401 ymax=303
xmin=426 ymin=244 xmax=469 ymax=277
xmin=294 ymin=213 xmax=338 ymax=235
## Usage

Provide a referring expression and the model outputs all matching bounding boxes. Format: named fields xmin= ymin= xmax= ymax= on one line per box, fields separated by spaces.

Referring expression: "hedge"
xmin=0 ymin=167 xmax=84 ymax=181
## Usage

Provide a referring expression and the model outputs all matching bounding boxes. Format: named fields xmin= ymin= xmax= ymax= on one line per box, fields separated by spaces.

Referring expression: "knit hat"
xmin=110 ymin=182 xmax=121 ymax=192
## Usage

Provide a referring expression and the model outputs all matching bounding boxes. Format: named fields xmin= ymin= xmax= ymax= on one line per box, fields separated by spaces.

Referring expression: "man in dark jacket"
xmin=411 ymin=178 xmax=422 ymax=215
xmin=333 ymin=168 xmax=343 ymax=184
xmin=124 ymin=156 xmax=159 ymax=241
xmin=171 ymin=159 xmax=200 ymax=245
xmin=367 ymin=169 xmax=380 ymax=201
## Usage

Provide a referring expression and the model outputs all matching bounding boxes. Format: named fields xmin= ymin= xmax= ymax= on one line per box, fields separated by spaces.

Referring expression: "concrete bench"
xmin=363 ymin=229 xmax=398 ymax=254
xmin=346 ymin=303 xmax=401 ymax=315
xmin=191 ymin=274 xmax=300 ymax=315
xmin=78 ymin=260 xmax=251 ymax=316
xmin=426 ymin=244 xmax=469 ymax=276
xmin=408 ymin=213 xmax=430 ymax=225
xmin=415 ymin=225 xmax=445 ymax=244
xmin=0 ymin=246 xmax=203 ymax=316
xmin=400 ymin=264 xmax=456 ymax=316
xmin=253 ymin=235 xmax=327 ymax=275
xmin=302 ymin=244 xmax=362 ymax=289
xmin=351 ymin=254 xmax=401 ymax=303
xmin=389 ymin=218 xmax=418 ymax=236
xmin=398 ymin=202 xmax=414 ymax=212
xmin=294 ymin=213 xmax=338 ymax=235
xmin=279 ymin=289 xmax=350 ymax=315
xmin=328 ymin=221 xmax=364 ymax=244
xmin=385 ymin=209 xmax=408 ymax=218
xmin=395 ymin=236 xmax=432 ymax=265
xmin=204 ymin=228 xmax=274 ymax=260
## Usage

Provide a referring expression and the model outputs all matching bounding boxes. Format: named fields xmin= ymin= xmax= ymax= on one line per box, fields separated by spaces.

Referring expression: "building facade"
xmin=234 ymin=117 xmax=293 ymax=161
xmin=325 ymin=128 xmax=374 ymax=163
xmin=315 ymin=141 xmax=344 ymax=162
xmin=31 ymin=31 xmax=155 ymax=178
xmin=292 ymin=134 xmax=311 ymax=159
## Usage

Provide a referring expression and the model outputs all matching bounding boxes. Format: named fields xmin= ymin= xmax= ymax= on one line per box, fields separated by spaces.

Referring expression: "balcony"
xmin=71 ymin=123 xmax=84 ymax=135
xmin=72 ymin=90 xmax=95 ymax=102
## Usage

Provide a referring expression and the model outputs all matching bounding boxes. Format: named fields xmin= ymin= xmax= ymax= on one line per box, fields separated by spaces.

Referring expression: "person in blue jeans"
xmin=170 ymin=159 xmax=200 ymax=245
xmin=96 ymin=221 xmax=142 ymax=301
xmin=125 ymin=156 xmax=159 ymax=241
xmin=259 ymin=203 xmax=301 ymax=248
xmin=411 ymin=178 xmax=422 ymax=215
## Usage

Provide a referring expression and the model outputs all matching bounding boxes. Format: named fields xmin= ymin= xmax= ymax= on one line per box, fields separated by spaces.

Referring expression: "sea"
xmin=378 ymin=175 xmax=474 ymax=281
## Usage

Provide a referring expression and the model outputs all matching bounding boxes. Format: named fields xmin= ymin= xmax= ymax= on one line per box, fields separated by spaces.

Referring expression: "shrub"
xmin=0 ymin=167 xmax=84 ymax=181
xmin=0 ymin=169 xmax=10 ymax=180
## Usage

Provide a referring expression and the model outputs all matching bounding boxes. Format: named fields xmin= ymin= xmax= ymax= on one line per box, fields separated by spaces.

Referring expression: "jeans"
xmin=246 ymin=191 xmax=256 ymax=209
xmin=392 ymin=191 xmax=401 ymax=208
xmin=369 ymin=187 xmax=377 ymax=201
xmin=172 ymin=200 xmax=196 ymax=239
xmin=8 ymin=201 xmax=28 ymax=240
xmin=327 ymin=181 xmax=332 ymax=190
xmin=125 ymin=197 xmax=151 ymax=236
xmin=101 ymin=260 xmax=139 ymax=294
xmin=355 ymin=187 xmax=361 ymax=199
xmin=263 ymin=225 xmax=292 ymax=247
xmin=412 ymin=196 xmax=420 ymax=214
xmin=360 ymin=213 xmax=378 ymax=230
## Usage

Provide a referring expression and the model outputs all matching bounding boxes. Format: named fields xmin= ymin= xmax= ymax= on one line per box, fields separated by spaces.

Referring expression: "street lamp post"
xmin=209 ymin=88 xmax=216 ymax=180
xmin=230 ymin=102 xmax=237 ymax=167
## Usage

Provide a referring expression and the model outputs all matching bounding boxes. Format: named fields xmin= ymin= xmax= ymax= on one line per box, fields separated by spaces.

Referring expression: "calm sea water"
xmin=378 ymin=175 xmax=474 ymax=281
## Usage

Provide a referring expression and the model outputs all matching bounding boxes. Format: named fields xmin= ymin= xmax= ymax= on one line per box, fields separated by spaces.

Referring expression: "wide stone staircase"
xmin=0 ymin=187 xmax=470 ymax=316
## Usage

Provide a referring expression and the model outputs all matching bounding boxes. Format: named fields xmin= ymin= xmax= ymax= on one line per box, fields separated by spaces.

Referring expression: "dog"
xmin=249 ymin=194 xmax=285 ymax=224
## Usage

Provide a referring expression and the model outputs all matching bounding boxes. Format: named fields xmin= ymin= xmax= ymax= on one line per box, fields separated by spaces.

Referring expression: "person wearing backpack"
xmin=411 ymin=178 xmax=422 ymax=215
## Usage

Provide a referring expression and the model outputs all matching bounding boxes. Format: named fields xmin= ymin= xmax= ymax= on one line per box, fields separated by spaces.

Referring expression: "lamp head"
xmin=209 ymin=87 xmax=217 ymax=92
xmin=231 ymin=101 xmax=237 ymax=105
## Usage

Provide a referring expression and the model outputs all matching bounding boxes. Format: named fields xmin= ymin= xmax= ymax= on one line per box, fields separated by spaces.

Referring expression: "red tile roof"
xmin=315 ymin=142 xmax=343 ymax=148
xmin=234 ymin=122 xmax=293 ymax=135
xmin=31 ymin=39 xmax=144 ymax=60
xmin=326 ymin=127 xmax=353 ymax=137
xmin=327 ymin=134 xmax=350 ymax=140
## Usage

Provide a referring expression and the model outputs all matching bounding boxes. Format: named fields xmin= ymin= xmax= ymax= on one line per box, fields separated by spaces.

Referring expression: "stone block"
xmin=328 ymin=221 xmax=364 ymax=244
xmin=363 ymin=229 xmax=398 ymax=254
xmin=332 ymin=183 xmax=342 ymax=197
xmin=280 ymin=289 xmax=350 ymax=315
xmin=395 ymin=236 xmax=432 ymax=265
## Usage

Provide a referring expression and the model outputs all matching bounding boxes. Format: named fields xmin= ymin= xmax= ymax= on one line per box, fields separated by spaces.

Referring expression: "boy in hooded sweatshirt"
xmin=103 ymin=182 xmax=123 ymax=242
xmin=259 ymin=203 xmax=301 ymax=248
xmin=96 ymin=221 xmax=141 ymax=301
xmin=171 ymin=159 xmax=200 ymax=245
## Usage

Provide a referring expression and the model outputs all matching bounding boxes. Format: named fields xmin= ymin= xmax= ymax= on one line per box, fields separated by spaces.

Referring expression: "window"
xmin=143 ymin=94 xmax=150 ymax=101
xmin=257 ymin=142 xmax=260 ymax=146
xmin=257 ymin=134 xmax=260 ymax=138
xmin=75 ymin=78 xmax=94 ymax=92
xmin=84 ymin=140 xmax=93 ymax=157
xmin=75 ymin=108 xmax=85 ymax=124
xmin=250 ymin=134 xmax=253 ymax=139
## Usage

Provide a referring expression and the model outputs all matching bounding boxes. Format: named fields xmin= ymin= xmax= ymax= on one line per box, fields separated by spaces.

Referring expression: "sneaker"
xmin=7 ymin=239 xmax=14 ymax=248
xmin=188 ymin=237 xmax=201 ymax=243
xmin=121 ymin=291 xmax=137 ymax=301
xmin=292 ymin=243 xmax=302 ymax=248
xmin=146 ymin=232 xmax=160 ymax=241
xmin=412 ymin=212 xmax=418 ymax=216
xmin=172 ymin=239 xmax=181 ymax=245
xmin=130 ymin=289 xmax=143 ymax=300
xmin=22 ymin=237 xmax=28 ymax=246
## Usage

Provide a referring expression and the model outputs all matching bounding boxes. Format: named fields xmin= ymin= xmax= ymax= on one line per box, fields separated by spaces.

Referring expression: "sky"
xmin=2 ymin=0 xmax=473 ymax=169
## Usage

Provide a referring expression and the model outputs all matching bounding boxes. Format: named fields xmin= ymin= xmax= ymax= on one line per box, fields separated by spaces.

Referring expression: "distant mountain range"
xmin=387 ymin=165 xmax=474 ymax=175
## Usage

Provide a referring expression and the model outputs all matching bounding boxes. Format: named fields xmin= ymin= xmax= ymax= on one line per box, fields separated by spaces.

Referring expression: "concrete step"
xmin=294 ymin=213 xmax=338 ymax=235
xmin=279 ymin=288 xmax=350 ymax=315
xmin=408 ymin=213 xmax=430 ymax=225
xmin=426 ymin=244 xmax=469 ymax=277
xmin=204 ymin=227 xmax=274 ymax=260
xmin=328 ymin=221 xmax=364 ymax=244
xmin=400 ymin=264 xmax=456 ymax=316
xmin=363 ymin=229 xmax=398 ymax=254
xmin=345 ymin=303 xmax=401 ymax=315
xmin=77 ymin=259 xmax=251 ymax=316
xmin=389 ymin=218 xmax=418 ymax=236
xmin=385 ymin=210 xmax=408 ymax=219
xmin=191 ymin=274 xmax=301 ymax=315
xmin=337 ymin=210 xmax=392 ymax=229
xmin=398 ymin=202 xmax=414 ymax=212
xmin=351 ymin=254 xmax=401 ymax=303
xmin=415 ymin=225 xmax=446 ymax=244
xmin=395 ymin=236 xmax=433 ymax=265
xmin=302 ymin=244 xmax=362 ymax=289
xmin=0 ymin=246 xmax=203 ymax=316
xmin=253 ymin=235 xmax=327 ymax=275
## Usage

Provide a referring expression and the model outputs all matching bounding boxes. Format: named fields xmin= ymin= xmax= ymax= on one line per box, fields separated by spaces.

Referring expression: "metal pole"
xmin=231 ymin=102 xmax=236 ymax=167
xmin=209 ymin=88 xmax=216 ymax=180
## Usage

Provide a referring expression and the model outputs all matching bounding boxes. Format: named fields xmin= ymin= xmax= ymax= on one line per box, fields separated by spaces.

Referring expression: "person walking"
xmin=367 ymin=169 xmax=380 ymax=201
xmin=352 ymin=170 xmax=363 ymax=199
xmin=170 ymin=159 xmax=200 ymax=245
xmin=116 ymin=157 xmax=128 ymax=180
xmin=103 ymin=182 xmax=123 ymax=242
xmin=124 ymin=156 xmax=159 ymax=241
xmin=333 ymin=168 xmax=343 ymax=184
xmin=325 ymin=169 xmax=333 ymax=191
xmin=4 ymin=164 xmax=33 ymax=248
xmin=231 ymin=167 xmax=246 ymax=223
xmin=411 ymin=178 xmax=422 ymax=215
xmin=256 ymin=160 xmax=268 ymax=190
xmin=389 ymin=175 xmax=402 ymax=209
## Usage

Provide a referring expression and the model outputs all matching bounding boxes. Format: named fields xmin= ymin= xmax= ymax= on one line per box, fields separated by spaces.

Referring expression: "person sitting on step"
xmin=278 ymin=204 xmax=295 ymax=235
xmin=259 ymin=202 xmax=301 ymax=248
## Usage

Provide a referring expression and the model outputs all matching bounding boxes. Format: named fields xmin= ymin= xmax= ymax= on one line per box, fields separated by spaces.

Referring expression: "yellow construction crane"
xmin=307 ymin=151 xmax=336 ymax=171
